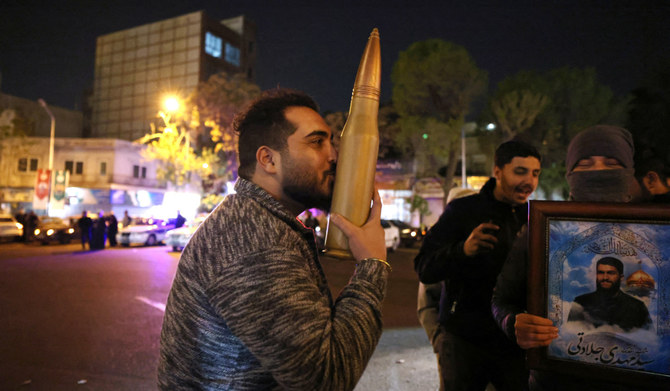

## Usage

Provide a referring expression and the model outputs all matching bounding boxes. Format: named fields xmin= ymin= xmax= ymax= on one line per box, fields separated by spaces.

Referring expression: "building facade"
xmin=0 ymin=137 xmax=177 ymax=219
xmin=90 ymin=11 xmax=256 ymax=141
xmin=0 ymin=93 xmax=83 ymax=138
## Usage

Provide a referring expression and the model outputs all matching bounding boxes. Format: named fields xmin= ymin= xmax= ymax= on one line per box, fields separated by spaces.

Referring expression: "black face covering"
xmin=566 ymin=169 xmax=634 ymax=202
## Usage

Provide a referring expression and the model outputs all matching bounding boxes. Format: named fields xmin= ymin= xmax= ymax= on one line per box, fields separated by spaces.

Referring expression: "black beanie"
xmin=565 ymin=125 xmax=634 ymax=172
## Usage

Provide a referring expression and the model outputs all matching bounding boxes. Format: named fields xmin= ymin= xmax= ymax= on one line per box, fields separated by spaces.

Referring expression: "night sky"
xmin=1 ymin=0 xmax=669 ymax=113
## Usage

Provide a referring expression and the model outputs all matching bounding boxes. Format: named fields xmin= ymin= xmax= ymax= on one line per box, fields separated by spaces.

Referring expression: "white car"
xmin=165 ymin=216 xmax=206 ymax=252
xmin=380 ymin=219 xmax=400 ymax=252
xmin=0 ymin=214 xmax=23 ymax=242
xmin=117 ymin=218 xmax=175 ymax=247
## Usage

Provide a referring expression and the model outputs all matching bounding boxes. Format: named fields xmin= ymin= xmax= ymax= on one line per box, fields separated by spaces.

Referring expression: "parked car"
xmin=389 ymin=219 xmax=423 ymax=248
xmin=117 ymin=218 xmax=175 ymax=247
xmin=165 ymin=216 xmax=206 ymax=252
xmin=0 ymin=214 xmax=23 ymax=242
xmin=34 ymin=217 xmax=77 ymax=244
xmin=380 ymin=219 xmax=401 ymax=252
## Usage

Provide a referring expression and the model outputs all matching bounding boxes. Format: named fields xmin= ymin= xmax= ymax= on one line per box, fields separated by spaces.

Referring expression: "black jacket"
xmin=414 ymin=178 xmax=527 ymax=347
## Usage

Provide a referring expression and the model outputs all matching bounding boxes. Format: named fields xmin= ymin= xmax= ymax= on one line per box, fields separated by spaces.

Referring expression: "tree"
xmin=485 ymin=67 xmax=627 ymax=199
xmin=323 ymin=110 xmax=346 ymax=151
xmin=626 ymin=58 xmax=670 ymax=159
xmin=406 ymin=194 xmax=431 ymax=231
xmin=377 ymin=103 xmax=404 ymax=160
xmin=137 ymin=110 xmax=216 ymax=189
xmin=391 ymin=39 xmax=487 ymax=203
xmin=490 ymin=89 xmax=549 ymax=141
xmin=185 ymin=72 xmax=261 ymax=182
xmin=0 ymin=108 xmax=32 ymax=139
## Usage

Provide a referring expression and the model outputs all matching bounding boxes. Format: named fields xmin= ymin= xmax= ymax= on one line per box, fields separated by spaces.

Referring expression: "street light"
xmin=38 ymin=99 xmax=56 ymax=216
xmin=459 ymin=122 xmax=479 ymax=189
xmin=37 ymin=99 xmax=55 ymax=171
xmin=164 ymin=96 xmax=180 ymax=112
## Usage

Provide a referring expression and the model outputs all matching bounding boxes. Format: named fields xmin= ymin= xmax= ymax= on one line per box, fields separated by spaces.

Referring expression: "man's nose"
xmin=329 ymin=143 xmax=338 ymax=162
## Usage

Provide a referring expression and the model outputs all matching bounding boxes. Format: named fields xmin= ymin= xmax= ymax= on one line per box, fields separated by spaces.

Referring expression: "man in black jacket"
xmin=415 ymin=140 xmax=541 ymax=390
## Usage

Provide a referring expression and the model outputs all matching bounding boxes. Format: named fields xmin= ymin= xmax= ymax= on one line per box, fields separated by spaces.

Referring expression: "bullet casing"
xmin=325 ymin=29 xmax=381 ymax=259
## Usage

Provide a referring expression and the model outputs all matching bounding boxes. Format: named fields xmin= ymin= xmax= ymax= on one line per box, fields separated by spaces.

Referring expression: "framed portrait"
xmin=527 ymin=201 xmax=670 ymax=388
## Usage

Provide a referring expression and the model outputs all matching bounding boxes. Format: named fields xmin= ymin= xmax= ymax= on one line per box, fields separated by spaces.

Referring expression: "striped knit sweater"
xmin=158 ymin=178 xmax=389 ymax=390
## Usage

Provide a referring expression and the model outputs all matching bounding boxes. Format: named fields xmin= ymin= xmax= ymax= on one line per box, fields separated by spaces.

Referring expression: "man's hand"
xmin=514 ymin=313 xmax=558 ymax=349
xmin=463 ymin=222 xmax=499 ymax=257
xmin=329 ymin=189 xmax=386 ymax=262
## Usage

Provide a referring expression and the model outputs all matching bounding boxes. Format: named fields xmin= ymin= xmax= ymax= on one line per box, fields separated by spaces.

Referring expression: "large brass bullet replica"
xmin=325 ymin=28 xmax=381 ymax=259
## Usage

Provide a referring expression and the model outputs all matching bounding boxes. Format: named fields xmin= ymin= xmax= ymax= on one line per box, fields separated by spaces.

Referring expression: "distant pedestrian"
xmin=78 ymin=210 xmax=93 ymax=250
xmin=91 ymin=210 xmax=107 ymax=250
xmin=106 ymin=211 xmax=118 ymax=247
xmin=25 ymin=210 xmax=38 ymax=242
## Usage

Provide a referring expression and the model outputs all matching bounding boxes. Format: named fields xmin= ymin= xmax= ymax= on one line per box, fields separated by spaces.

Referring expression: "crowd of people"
xmin=155 ymin=88 xmax=667 ymax=390
xmin=8 ymin=85 xmax=668 ymax=390
xmin=11 ymin=208 xmax=193 ymax=251
xmin=417 ymin=125 xmax=667 ymax=391
xmin=75 ymin=209 xmax=119 ymax=250
xmin=13 ymin=208 xmax=123 ymax=250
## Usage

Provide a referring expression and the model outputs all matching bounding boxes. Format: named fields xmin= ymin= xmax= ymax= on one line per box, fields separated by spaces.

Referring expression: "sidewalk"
xmin=355 ymin=327 xmax=439 ymax=391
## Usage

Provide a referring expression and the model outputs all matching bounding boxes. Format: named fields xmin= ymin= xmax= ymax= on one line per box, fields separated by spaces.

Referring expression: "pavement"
xmin=356 ymin=327 xmax=440 ymax=391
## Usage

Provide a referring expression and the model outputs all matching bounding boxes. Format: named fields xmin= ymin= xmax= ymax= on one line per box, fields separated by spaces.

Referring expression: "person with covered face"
xmin=415 ymin=140 xmax=542 ymax=391
xmin=158 ymin=89 xmax=389 ymax=390
xmin=567 ymin=256 xmax=651 ymax=332
xmin=491 ymin=125 xmax=663 ymax=390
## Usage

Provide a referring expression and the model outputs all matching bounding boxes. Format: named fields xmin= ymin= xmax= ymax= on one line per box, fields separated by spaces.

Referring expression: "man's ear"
xmin=256 ymin=146 xmax=279 ymax=174
xmin=492 ymin=165 xmax=502 ymax=182
xmin=643 ymin=171 xmax=660 ymax=190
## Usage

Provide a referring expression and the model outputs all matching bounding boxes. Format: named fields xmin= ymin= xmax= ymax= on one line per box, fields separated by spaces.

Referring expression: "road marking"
xmin=135 ymin=296 xmax=166 ymax=312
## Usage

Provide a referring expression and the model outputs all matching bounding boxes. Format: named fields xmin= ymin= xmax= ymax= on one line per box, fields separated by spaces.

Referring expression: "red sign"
xmin=33 ymin=169 xmax=51 ymax=210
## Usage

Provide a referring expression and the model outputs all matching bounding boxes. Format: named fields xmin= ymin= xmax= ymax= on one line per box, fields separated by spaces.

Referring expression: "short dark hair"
xmin=635 ymin=149 xmax=670 ymax=183
xmin=597 ymin=257 xmax=624 ymax=275
xmin=494 ymin=140 xmax=541 ymax=168
xmin=234 ymin=89 xmax=319 ymax=179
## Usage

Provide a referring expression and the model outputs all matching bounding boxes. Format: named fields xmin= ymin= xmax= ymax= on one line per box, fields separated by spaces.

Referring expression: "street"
xmin=0 ymin=241 xmax=437 ymax=390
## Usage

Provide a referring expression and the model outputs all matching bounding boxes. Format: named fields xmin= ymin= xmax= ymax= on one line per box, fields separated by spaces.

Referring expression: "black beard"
xmin=283 ymin=183 xmax=332 ymax=212
xmin=596 ymin=279 xmax=621 ymax=296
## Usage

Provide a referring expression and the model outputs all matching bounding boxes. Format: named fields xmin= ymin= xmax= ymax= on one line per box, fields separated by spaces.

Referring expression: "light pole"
xmin=461 ymin=125 xmax=467 ymax=188
xmin=38 ymin=99 xmax=55 ymax=216
xmin=38 ymin=99 xmax=55 ymax=171
xmin=460 ymin=122 xmax=477 ymax=188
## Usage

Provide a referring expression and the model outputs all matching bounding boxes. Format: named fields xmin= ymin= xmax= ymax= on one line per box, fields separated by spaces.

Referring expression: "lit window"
xmin=205 ymin=32 xmax=222 ymax=58
xmin=225 ymin=43 xmax=240 ymax=66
